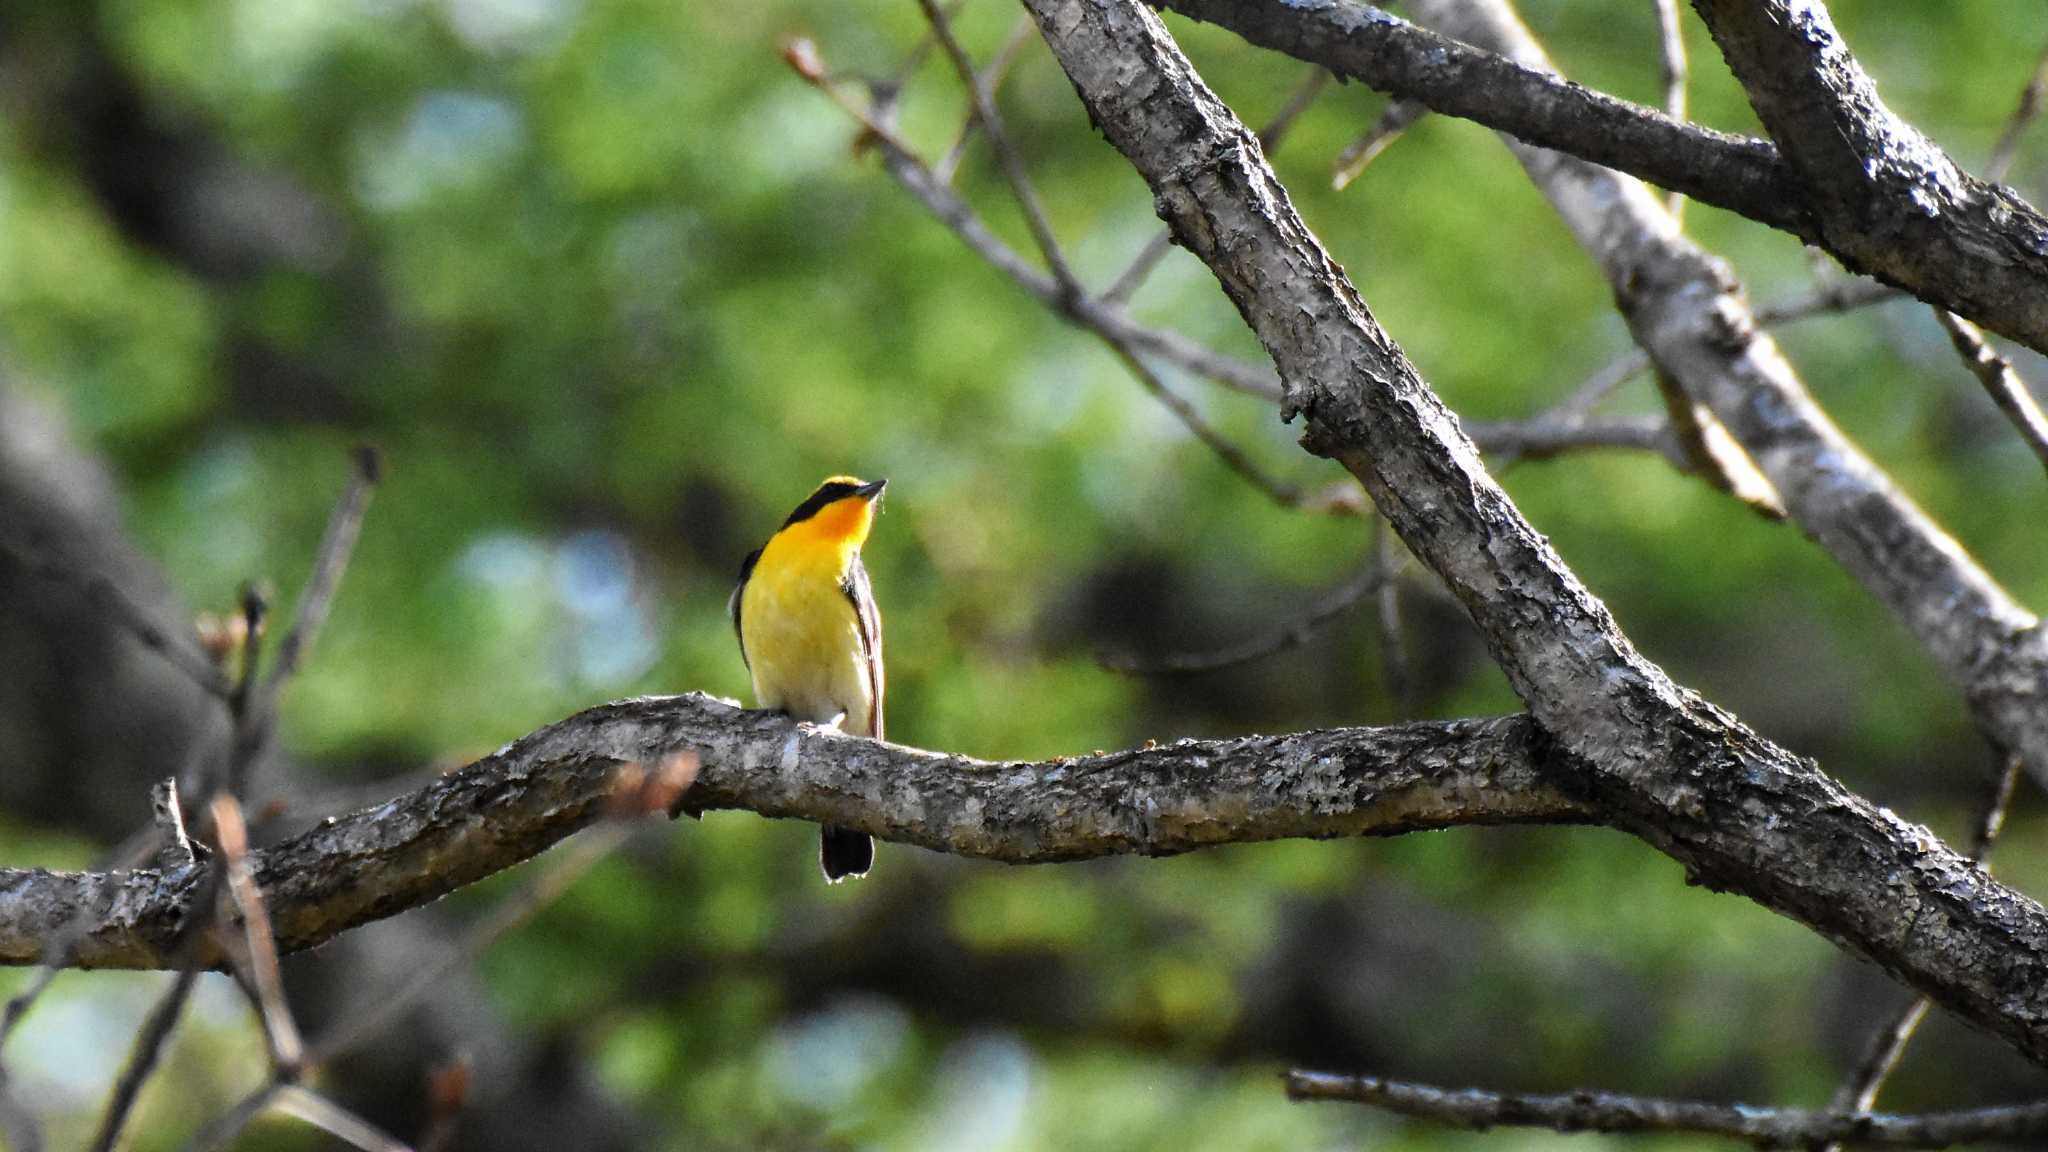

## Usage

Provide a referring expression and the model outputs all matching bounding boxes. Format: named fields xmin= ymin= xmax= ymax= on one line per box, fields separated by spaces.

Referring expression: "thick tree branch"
xmin=0 ymin=695 xmax=1587 ymax=970
xmin=1284 ymin=1071 xmax=2048 ymax=1147
xmin=1147 ymin=0 xmax=2048 ymax=357
xmin=1014 ymin=0 xmax=2048 ymax=1065
xmin=1152 ymin=0 xmax=1801 ymax=230
xmin=1398 ymin=0 xmax=2048 ymax=787
xmin=1688 ymin=0 xmax=2048 ymax=355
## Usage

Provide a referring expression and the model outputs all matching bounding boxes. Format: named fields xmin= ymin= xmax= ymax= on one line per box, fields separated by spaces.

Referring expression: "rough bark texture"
xmin=1156 ymin=0 xmax=1800 ymax=230
xmin=1017 ymin=0 xmax=2048 ymax=1066
xmin=1690 ymin=0 xmax=2048 ymax=356
xmin=1398 ymin=0 xmax=2048 ymax=783
xmin=1148 ymin=0 xmax=2048 ymax=358
xmin=0 ymin=695 xmax=1585 ymax=969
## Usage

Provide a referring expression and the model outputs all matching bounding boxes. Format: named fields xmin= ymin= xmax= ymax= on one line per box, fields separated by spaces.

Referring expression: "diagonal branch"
xmin=1284 ymin=1070 xmax=2048 ymax=1147
xmin=1147 ymin=0 xmax=2048 ymax=358
xmin=1937 ymin=312 xmax=2048 ymax=479
xmin=1404 ymin=0 xmax=2048 ymax=786
xmin=1013 ymin=0 xmax=2048 ymax=1066
xmin=1688 ymin=0 xmax=2048 ymax=356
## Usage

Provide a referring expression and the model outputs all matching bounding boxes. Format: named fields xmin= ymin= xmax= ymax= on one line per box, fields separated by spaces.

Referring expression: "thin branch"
xmin=1333 ymin=98 xmax=1426 ymax=190
xmin=1985 ymin=36 xmax=2048 ymax=185
xmin=790 ymin=47 xmax=1284 ymax=400
xmin=934 ymin=14 xmax=1038 ymax=185
xmin=1283 ymin=1070 xmax=2048 ymax=1147
xmin=269 ymin=1086 xmax=414 ymax=1152
xmin=87 ymin=968 xmax=202 ymax=1152
xmin=185 ymin=1083 xmax=282 ymax=1152
xmin=917 ymin=0 xmax=1081 ymax=292
xmin=192 ymin=771 xmax=681 ymax=1152
xmin=1103 ymin=342 xmax=1350 ymax=514
xmin=0 ymin=535 xmax=230 ymax=699
xmin=212 ymin=795 xmax=304 ymax=1074
xmin=1652 ymin=0 xmax=1688 ymax=218
xmin=1752 ymin=277 xmax=1899 ymax=326
xmin=1464 ymin=415 xmax=1680 ymax=465
xmin=1100 ymin=561 xmax=1383 ymax=674
xmin=1937 ymin=311 xmax=2048 ymax=478
xmin=262 ymin=444 xmax=381 ymax=700
xmin=800 ymin=43 xmax=1331 ymax=506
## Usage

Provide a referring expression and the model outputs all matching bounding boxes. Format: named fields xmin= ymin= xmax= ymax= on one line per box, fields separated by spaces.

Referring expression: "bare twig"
xmin=185 ymin=1082 xmax=282 ymax=1152
xmin=790 ymin=46 xmax=1284 ymax=400
xmin=271 ymin=1086 xmax=415 ymax=1152
xmin=1284 ymin=1070 xmax=2048 ymax=1147
xmin=87 ymin=967 xmax=203 ymax=1152
xmin=0 ymin=535 xmax=230 ymax=698
xmin=795 ymin=40 xmax=1334 ymax=506
xmin=1465 ymin=415 xmax=1680 ymax=466
xmin=1495 ymin=276 xmax=1898 ymax=473
xmin=934 ymin=14 xmax=1038 ymax=185
xmin=1101 ymin=560 xmax=1383 ymax=675
xmin=1333 ymin=97 xmax=1427 ymax=190
xmin=263 ymin=444 xmax=382 ymax=700
xmin=212 ymin=795 xmax=305 ymax=1073
xmin=191 ymin=822 xmax=642 ymax=1152
xmin=189 ymin=759 xmax=692 ymax=1152
xmin=917 ymin=0 xmax=1080 ymax=292
xmin=1937 ymin=311 xmax=2048 ymax=478
xmin=1823 ymin=756 xmax=2025 ymax=1141
xmin=1652 ymin=0 xmax=1687 ymax=218
xmin=1988 ymin=38 xmax=2048 ymax=185
xmin=1751 ymin=278 xmax=1901 ymax=327
xmin=1104 ymin=343 xmax=1353 ymax=515
xmin=1371 ymin=516 xmax=1413 ymax=717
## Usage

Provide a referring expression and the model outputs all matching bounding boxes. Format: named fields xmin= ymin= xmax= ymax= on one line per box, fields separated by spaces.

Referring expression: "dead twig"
xmin=1333 ymin=98 xmax=1427 ymax=191
xmin=1937 ymin=312 xmax=2048 ymax=478
xmin=1102 ymin=561 xmax=1384 ymax=675
xmin=212 ymin=795 xmax=305 ymax=1074
xmin=1285 ymin=1069 xmax=2048 ymax=1146
xmin=1652 ymin=0 xmax=1688 ymax=218
xmin=917 ymin=0 xmax=1080 ymax=292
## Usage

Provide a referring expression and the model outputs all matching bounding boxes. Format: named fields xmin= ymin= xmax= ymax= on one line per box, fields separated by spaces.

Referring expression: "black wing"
xmin=729 ymin=548 xmax=762 ymax=671
xmin=840 ymin=553 xmax=884 ymax=740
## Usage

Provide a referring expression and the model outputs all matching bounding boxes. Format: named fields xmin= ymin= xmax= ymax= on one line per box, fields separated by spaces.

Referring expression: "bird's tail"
xmin=819 ymin=825 xmax=874 ymax=882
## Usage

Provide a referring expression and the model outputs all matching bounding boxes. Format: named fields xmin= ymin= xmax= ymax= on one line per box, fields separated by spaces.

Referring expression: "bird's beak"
xmin=856 ymin=479 xmax=888 ymax=501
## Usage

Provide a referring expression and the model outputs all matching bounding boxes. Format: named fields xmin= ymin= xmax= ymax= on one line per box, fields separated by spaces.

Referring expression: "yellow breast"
xmin=739 ymin=537 xmax=877 ymax=737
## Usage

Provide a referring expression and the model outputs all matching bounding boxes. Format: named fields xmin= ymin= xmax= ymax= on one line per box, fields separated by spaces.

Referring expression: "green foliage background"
xmin=2 ymin=1 xmax=2046 ymax=1148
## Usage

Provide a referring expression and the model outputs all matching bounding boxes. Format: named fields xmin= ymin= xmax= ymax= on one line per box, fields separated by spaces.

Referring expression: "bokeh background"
xmin=3 ymin=0 xmax=2047 ymax=1148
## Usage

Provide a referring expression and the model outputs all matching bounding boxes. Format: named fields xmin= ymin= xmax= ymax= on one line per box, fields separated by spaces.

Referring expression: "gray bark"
xmin=1016 ymin=0 xmax=2048 ymax=1066
xmin=1146 ymin=0 xmax=2048 ymax=358
xmin=1690 ymin=0 xmax=2048 ymax=359
xmin=0 ymin=696 xmax=1582 ymax=969
xmin=1395 ymin=0 xmax=2048 ymax=783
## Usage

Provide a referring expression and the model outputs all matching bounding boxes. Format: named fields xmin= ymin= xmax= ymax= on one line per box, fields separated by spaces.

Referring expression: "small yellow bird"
xmin=730 ymin=476 xmax=888 ymax=881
